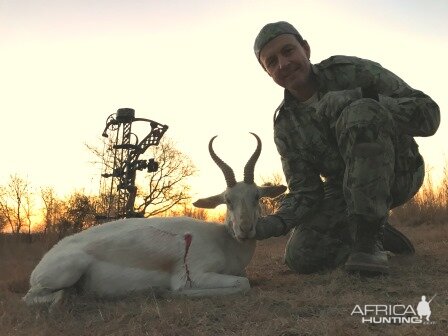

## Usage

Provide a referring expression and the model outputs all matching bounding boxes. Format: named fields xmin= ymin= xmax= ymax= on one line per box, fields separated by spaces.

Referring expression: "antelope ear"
xmin=193 ymin=193 xmax=225 ymax=209
xmin=259 ymin=185 xmax=287 ymax=198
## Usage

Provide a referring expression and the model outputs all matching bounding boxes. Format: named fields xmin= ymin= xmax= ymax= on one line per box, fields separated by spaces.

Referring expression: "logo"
xmin=351 ymin=295 xmax=437 ymax=325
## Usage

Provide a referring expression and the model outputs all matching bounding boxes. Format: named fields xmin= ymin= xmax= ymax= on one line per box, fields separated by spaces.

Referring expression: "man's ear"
xmin=302 ymin=40 xmax=311 ymax=60
xmin=193 ymin=193 xmax=225 ymax=209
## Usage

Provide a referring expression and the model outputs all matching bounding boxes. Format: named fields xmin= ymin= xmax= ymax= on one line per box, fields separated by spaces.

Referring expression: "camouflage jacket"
xmin=274 ymin=55 xmax=440 ymax=225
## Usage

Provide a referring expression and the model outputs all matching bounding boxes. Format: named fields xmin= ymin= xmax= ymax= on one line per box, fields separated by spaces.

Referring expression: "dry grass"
xmin=1 ymin=220 xmax=447 ymax=336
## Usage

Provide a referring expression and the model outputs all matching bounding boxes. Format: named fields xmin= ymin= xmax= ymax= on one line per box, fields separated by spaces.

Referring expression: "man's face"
xmin=259 ymin=34 xmax=312 ymax=92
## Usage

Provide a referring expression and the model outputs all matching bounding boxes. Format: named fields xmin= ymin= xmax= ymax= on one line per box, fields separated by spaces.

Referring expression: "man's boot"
xmin=383 ymin=222 xmax=415 ymax=254
xmin=345 ymin=216 xmax=389 ymax=274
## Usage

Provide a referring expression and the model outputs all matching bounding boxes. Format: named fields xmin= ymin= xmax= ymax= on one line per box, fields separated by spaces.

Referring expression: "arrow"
xmin=428 ymin=294 xmax=437 ymax=303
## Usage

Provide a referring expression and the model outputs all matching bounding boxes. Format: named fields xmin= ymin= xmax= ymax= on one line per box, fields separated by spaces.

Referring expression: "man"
xmin=417 ymin=295 xmax=433 ymax=321
xmin=254 ymin=21 xmax=440 ymax=275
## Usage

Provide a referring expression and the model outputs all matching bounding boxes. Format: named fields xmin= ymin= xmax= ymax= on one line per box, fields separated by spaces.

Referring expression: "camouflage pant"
xmin=285 ymin=98 xmax=426 ymax=273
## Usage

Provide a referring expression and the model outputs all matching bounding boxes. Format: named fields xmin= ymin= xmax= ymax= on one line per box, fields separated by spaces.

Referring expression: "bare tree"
xmin=64 ymin=192 xmax=96 ymax=232
xmin=0 ymin=175 xmax=33 ymax=234
xmin=87 ymin=137 xmax=196 ymax=218
xmin=23 ymin=189 xmax=34 ymax=240
xmin=40 ymin=187 xmax=65 ymax=235
xmin=166 ymin=204 xmax=209 ymax=220
xmin=0 ymin=212 xmax=6 ymax=233
xmin=86 ymin=137 xmax=119 ymax=218
xmin=136 ymin=138 xmax=197 ymax=216
xmin=44 ymin=192 xmax=97 ymax=238
xmin=0 ymin=183 xmax=15 ymax=233
xmin=259 ymin=172 xmax=286 ymax=216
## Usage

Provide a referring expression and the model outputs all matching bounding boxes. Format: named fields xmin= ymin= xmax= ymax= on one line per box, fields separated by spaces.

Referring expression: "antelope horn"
xmin=243 ymin=132 xmax=262 ymax=184
xmin=209 ymin=136 xmax=237 ymax=187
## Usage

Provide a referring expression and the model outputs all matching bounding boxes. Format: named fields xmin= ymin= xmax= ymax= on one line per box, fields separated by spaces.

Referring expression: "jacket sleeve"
xmin=273 ymin=126 xmax=323 ymax=230
xmin=355 ymin=60 xmax=440 ymax=137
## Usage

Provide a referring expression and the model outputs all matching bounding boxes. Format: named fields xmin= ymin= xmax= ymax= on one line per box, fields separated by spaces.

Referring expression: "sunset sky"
xmin=1 ymin=0 xmax=447 ymax=204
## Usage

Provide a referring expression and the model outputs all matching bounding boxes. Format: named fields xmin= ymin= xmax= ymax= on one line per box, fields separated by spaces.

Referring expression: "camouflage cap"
xmin=254 ymin=21 xmax=303 ymax=61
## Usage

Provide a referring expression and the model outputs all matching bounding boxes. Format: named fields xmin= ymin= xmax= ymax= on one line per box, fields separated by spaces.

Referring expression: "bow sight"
xmin=98 ymin=108 xmax=168 ymax=220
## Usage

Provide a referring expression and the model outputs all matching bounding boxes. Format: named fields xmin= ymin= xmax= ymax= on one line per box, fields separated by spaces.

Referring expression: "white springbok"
xmin=23 ymin=133 xmax=286 ymax=306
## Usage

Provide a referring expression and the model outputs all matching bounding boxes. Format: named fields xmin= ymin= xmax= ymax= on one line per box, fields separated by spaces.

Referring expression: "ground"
xmin=0 ymin=222 xmax=447 ymax=336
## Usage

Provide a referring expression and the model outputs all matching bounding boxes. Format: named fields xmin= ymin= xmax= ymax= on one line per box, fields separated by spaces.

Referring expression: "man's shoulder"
xmin=273 ymin=100 xmax=285 ymax=125
xmin=316 ymin=55 xmax=381 ymax=70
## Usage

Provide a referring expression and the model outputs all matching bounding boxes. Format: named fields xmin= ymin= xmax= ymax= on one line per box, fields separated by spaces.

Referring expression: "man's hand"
xmin=255 ymin=214 xmax=292 ymax=240
xmin=316 ymin=88 xmax=362 ymax=123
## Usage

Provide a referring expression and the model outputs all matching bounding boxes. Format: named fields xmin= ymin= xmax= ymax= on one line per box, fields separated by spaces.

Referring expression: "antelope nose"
xmin=238 ymin=226 xmax=255 ymax=241
xmin=241 ymin=227 xmax=250 ymax=234
xmin=239 ymin=223 xmax=253 ymax=235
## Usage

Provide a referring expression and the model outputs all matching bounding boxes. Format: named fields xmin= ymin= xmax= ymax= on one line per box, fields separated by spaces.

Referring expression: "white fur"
xmin=23 ymin=217 xmax=256 ymax=305
xmin=23 ymin=177 xmax=285 ymax=306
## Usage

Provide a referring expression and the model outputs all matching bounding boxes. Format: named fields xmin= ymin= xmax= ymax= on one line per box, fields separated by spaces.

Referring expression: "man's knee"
xmin=406 ymin=101 xmax=440 ymax=137
xmin=391 ymin=157 xmax=425 ymax=208
xmin=336 ymin=98 xmax=395 ymax=157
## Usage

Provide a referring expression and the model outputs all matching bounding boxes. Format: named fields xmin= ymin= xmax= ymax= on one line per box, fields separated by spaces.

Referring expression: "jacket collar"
xmin=282 ymin=64 xmax=323 ymax=106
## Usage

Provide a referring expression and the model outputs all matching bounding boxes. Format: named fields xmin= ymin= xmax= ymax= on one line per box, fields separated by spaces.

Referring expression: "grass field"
xmin=1 ymin=219 xmax=447 ymax=336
